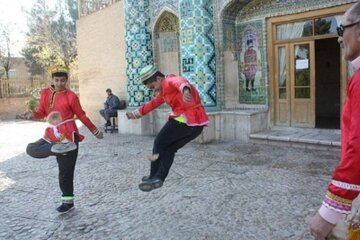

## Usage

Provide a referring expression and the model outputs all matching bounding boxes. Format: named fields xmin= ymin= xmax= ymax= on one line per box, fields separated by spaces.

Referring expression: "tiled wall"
xmin=236 ymin=20 xmax=266 ymax=104
xmin=219 ymin=0 xmax=355 ymax=21
xmin=125 ymin=0 xmax=216 ymax=107
xmin=150 ymin=0 xmax=178 ymax=20
xmin=216 ymin=0 xmax=355 ymax=109
xmin=125 ymin=0 xmax=356 ymax=108
xmin=125 ymin=0 xmax=153 ymax=107
xmin=179 ymin=0 xmax=216 ymax=107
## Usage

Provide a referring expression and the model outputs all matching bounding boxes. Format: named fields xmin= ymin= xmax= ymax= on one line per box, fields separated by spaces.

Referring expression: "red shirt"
xmin=323 ymin=69 xmax=360 ymax=214
xmin=33 ymin=86 xmax=99 ymax=141
xmin=136 ymin=75 xmax=209 ymax=126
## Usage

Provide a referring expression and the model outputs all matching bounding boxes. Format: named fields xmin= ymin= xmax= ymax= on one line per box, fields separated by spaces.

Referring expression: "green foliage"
xmin=21 ymin=0 xmax=78 ymax=74
xmin=315 ymin=18 xmax=332 ymax=35
xmin=295 ymin=69 xmax=310 ymax=86
xmin=24 ymin=85 xmax=43 ymax=111
xmin=294 ymin=70 xmax=310 ymax=98
xmin=26 ymin=96 xmax=39 ymax=111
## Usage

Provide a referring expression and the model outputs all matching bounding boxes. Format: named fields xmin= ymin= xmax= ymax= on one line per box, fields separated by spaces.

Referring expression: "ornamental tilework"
xmin=124 ymin=0 xmax=355 ymax=108
xmin=125 ymin=0 xmax=154 ymax=106
xmin=180 ymin=0 xmax=216 ymax=107
xmin=236 ymin=0 xmax=356 ymax=21
xmin=154 ymin=11 xmax=179 ymax=32
xmin=237 ymin=20 xmax=266 ymax=104
xmin=223 ymin=18 xmax=236 ymax=51
xmin=150 ymin=0 xmax=179 ymax=20
xmin=216 ymin=0 xmax=354 ymax=108
xmin=219 ymin=0 xmax=355 ymax=18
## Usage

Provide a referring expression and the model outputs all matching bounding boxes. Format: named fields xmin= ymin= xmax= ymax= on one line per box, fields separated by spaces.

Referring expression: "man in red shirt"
xmin=126 ymin=65 xmax=209 ymax=192
xmin=19 ymin=65 xmax=103 ymax=214
xmin=310 ymin=2 xmax=360 ymax=239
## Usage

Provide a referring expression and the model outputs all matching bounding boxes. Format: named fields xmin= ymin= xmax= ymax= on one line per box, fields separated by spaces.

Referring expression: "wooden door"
xmin=275 ymin=41 xmax=315 ymax=127
xmin=275 ymin=44 xmax=290 ymax=126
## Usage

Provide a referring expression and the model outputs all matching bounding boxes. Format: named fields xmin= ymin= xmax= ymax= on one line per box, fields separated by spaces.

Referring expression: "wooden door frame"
xmin=274 ymin=44 xmax=290 ymax=126
xmin=267 ymin=4 xmax=352 ymax=128
xmin=289 ymin=41 xmax=315 ymax=127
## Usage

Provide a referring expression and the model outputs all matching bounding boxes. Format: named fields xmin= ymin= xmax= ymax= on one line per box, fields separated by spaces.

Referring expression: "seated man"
xmin=99 ymin=88 xmax=122 ymax=127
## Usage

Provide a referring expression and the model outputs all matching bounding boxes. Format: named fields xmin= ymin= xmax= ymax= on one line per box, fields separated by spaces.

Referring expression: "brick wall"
xmin=0 ymin=97 xmax=29 ymax=121
xmin=10 ymin=58 xmax=30 ymax=80
xmin=77 ymin=1 xmax=127 ymax=125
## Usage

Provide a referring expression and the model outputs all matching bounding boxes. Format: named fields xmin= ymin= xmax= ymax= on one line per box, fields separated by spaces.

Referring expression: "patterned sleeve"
xmin=320 ymin=74 xmax=360 ymax=223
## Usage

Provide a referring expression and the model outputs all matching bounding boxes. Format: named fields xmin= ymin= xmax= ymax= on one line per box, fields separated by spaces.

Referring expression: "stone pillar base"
xmin=117 ymin=110 xmax=154 ymax=135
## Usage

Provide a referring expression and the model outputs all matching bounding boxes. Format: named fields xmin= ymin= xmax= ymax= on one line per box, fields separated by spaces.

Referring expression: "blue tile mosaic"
xmin=179 ymin=0 xmax=217 ymax=107
xmin=125 ymin=0 xmax=153 ymax=107
xmin=124 ymin=0 xmax=355 ymax=108
xmin=150 ymin=0 xmax=179 ymax=19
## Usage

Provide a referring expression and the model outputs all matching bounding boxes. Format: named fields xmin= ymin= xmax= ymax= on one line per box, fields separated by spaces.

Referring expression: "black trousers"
xmin=245 ymin=78 xmax=255 ymax=89
xmin=150 ymin=119 xmax=203 ymax=181
xmin=99 ymin=109 xmax=118 ymax=121
xmin=26 ymin=136 xmax=79 ymax=197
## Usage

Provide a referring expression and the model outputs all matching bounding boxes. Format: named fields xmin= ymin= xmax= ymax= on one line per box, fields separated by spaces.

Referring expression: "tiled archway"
xmin=153 ymin=11 xmax=180 ymax=76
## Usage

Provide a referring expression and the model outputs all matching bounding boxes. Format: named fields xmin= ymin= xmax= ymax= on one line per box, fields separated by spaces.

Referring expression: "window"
xmin=314 ymin=15 xmax=342 ymax=35
xmin=276 ymin=20 xmax=313 ymax=40
xmin=276 ymin=14 xmax=341 ymax=41
xmin=8 ymin=69 xmax=16 ymax=79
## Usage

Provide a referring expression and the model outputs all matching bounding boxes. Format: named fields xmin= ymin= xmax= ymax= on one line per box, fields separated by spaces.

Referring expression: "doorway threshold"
xmin=249 ymin=126 xmax=340 ymax=151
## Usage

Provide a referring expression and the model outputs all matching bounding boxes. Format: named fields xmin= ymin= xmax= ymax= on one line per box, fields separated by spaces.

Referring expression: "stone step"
xmin=249 ymin=127 xmax=340 ymax=151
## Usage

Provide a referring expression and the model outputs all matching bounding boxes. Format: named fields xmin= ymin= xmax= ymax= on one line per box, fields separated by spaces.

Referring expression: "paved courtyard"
xmin=0 ymin=120 xmax=340 ymax=240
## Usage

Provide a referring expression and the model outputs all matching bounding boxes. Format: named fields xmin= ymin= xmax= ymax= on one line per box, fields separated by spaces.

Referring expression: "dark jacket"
xmin=105 ymin=94 xmax=121 ymax=110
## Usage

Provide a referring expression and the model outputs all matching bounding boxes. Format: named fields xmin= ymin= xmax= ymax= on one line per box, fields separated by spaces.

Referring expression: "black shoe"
xmin=56 ymin=203 xmax=74 ymax=214
xmin=104 ymin=122 xmax=111 ymax=127
xmin=246 ymin=88 xmax=251 ymax=92
xmin=142 ymin=176 xmax=152 ymax=182
xmin=139 ymin=179 xmax=163 ymax=192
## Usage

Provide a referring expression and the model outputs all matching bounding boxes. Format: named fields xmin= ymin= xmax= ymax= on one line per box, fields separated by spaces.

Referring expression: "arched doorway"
xmin=221 ymin=0 xmax=252 ymax=109
xmin=221 ymin=0 xmax=267 ymax=109
xmin=153 ymin=11 xmax=180 ymax=76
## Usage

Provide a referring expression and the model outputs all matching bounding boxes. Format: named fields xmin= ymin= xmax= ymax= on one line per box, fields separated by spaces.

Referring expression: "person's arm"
xmin=309 ymin=212 xmax=336 ymax=240
xmin=167 ymin=76 xmax=193 ymax=103
xmin=69 ymin=94 xmax=103 ymax=139
xmin=310 ymin=74 xmax=360 ymax=238
xmin=182 ymin=86 xmax=192 ymax=103
xmin=18 ymin=88 xmax=48 ymax=120
xmin=33 ymin=89 xmax=49 ymax=119
xmin=324 ymin=77 xmax=360 ymax=218
xmin=104 ymin=100 xmax=109 ymax=109
xmin=126 ymin=92 xmax=164 ymax=119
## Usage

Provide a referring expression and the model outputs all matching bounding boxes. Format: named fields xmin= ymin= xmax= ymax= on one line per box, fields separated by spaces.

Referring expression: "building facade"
xmin=1 ymin=57 xmax=30 ymax=80
xmin=77 ymin=0 xmax=356 ymax=142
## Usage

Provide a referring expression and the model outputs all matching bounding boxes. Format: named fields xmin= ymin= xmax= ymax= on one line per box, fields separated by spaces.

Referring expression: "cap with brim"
xmin=49 ymin=65 xmax=69 ymax=75
xmin=138 ymin=65 xmax=157 ymax=84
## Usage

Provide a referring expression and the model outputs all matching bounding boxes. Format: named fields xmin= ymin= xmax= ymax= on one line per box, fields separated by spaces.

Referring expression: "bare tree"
xmin=0 ymin=24 xmax=14 ymax=80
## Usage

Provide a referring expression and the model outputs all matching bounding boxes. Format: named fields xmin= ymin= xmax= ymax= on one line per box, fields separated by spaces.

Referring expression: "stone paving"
xmin=0 ymin=120 xmax=340 ymax=240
